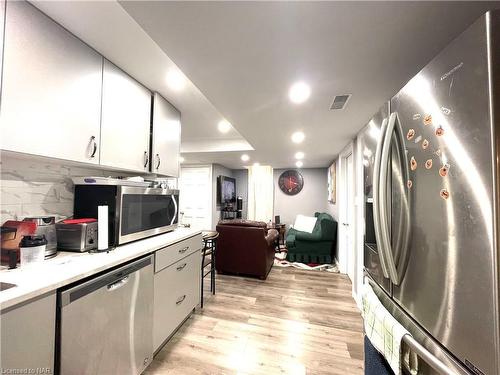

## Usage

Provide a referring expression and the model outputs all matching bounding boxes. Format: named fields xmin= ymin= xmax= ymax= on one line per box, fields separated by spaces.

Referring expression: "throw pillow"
xmin=293 ymin=215 xmax=317 ymax=233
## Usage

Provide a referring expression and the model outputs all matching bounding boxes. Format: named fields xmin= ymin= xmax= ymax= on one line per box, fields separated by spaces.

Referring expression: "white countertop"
xmin=0 ymin=227 xmax=202 ymax=310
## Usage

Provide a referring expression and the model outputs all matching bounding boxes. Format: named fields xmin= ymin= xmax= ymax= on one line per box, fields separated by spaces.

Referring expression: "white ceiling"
xmin=120 ymin=0 xmax=500 ymax=169
xmin=30 ymin=0 xmax=253 ymax=153
xmin=32 ymin=1 xmax=500 ymax=170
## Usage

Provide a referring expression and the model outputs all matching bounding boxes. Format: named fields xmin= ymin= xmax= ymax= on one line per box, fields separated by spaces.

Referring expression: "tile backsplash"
xmin=0 ymin=156 xmax=135 ymax=224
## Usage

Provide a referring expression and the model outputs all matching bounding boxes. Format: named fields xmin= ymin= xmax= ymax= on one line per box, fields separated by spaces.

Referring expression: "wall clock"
xmin=278 ymin=170 xmax=304 ymax=195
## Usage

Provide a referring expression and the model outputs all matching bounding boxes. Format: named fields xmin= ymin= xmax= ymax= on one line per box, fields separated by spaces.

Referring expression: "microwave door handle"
xmin=170 ymin=195 xmax=178 ymax=226
xmin=373 ymin=117 xmax=390 ymax=279
xmin=379 ymin=112 xmax=400 ymax=285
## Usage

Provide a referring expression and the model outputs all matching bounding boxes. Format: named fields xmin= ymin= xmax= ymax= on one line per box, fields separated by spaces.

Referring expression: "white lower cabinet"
xmin=153 ymin=238 xmax=201 ymax=351
xmin=0 ymin=292 xmax=56 ymax=373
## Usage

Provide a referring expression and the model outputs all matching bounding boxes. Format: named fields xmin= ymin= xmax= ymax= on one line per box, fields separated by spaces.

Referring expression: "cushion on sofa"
xmin=293 ymin=215 xmax=317 ymax=233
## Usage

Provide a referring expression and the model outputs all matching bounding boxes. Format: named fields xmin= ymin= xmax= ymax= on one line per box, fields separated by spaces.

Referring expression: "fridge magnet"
xmin=410 ymin=157 xmax=418 ymax=171
xmin=439 ymin=163 xmax=450 ymax=177
xmin=425 ymin=159 xmax=433 ymax=169
xmin=435 ymin=126 xmax=444 ymax=137
xmin=441 ymin=107 xmax=451 ymax=115
xmin=440 ymin=189 xmax=450 ymax=200
xmin=407 ymin=129 xmax=415 ymax=140
xmin=424 ymin=114 xmax=433 ymax=126
xmin=422 ymin=139 xmax=429 ymax=149
xmin=407 ymin=180 xmax=413 ymax=189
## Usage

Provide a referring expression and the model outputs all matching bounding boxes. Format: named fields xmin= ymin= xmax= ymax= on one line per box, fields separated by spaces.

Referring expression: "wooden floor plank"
xmin=146 ymin=267 xmax=364 ymax=375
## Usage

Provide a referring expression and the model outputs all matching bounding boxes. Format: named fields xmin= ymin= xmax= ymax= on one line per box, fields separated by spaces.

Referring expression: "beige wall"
xmin=273 ymin=168 xmax=331 ymax=227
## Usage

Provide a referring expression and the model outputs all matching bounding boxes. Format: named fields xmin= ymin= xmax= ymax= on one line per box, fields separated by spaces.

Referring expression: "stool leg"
xmin=212 ymin=243 xmax=216 ymax=295
xmin=201 ymin=267 xmax=204 ymax=308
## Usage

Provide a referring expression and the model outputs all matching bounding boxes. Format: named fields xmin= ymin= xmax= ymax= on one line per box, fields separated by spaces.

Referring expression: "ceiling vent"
xmin=330 ymin=94 xmax=351 ymax=110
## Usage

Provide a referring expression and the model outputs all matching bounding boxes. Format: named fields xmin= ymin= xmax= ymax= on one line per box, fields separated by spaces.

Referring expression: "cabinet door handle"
xmin=176 ymin=295 xmax=186 ymax=305
xmin=89 ymin=136 xmax=97 ymax=158
xmin=143 ymin=151 xmax=149 ymax=168
xmin=156 ymin=154 xmax=161 ymax=170
xmin=176 ymin=263 xmax=187 ymax=271
xmin=179 ymin=246 xmax=189 ymax=254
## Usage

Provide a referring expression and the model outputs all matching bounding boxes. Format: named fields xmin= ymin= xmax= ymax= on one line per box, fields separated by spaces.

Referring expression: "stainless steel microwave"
xmin=74 ymin=185 xmax=179 ymax=248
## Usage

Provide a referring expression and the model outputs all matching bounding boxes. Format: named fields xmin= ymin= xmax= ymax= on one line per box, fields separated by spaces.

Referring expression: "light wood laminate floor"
xmin=146 ymin=267 xmax=364 ymax=375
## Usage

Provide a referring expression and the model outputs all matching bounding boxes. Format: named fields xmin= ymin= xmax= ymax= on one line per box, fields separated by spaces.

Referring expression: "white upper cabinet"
xmin=152 ymin=93 xmax=181 ymax=177
xmin=100 ymin=60 xmax=152 ymax=172
xmin=1 ymin=0 xmax=5 ymax=93
xmin=0 ymin=1 xmax=102 ymax=164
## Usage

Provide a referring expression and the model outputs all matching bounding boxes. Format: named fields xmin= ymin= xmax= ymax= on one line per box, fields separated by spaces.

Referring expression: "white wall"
xmin=0 ymin=155 xmax=135 ymax=223
xmin=273 ymin=168 xmax=330 ymax=227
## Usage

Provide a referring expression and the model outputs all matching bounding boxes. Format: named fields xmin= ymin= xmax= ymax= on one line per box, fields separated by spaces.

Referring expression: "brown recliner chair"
xmin=215 ymin=219 xmax=278 ymax=280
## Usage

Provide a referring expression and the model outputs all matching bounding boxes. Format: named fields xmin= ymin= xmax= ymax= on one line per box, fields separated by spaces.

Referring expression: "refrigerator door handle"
xmin=372 ymin=117 xmax=390 ymax=279
xmin=379 ymin=112 xmax=400 ymax=285
xmin=403 ymin=335 xmax=458 ymax=375
xmin=393 ymin=112 xmax=412 ymax=282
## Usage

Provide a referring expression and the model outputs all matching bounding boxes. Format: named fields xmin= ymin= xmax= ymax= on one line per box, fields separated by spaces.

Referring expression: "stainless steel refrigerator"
xmin=362 ymin=10 xmax=500 ymax=375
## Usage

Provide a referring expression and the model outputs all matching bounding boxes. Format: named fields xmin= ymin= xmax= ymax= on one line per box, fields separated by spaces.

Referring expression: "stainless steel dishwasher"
xmin=59 ymin=256 xmax=153 ymax=374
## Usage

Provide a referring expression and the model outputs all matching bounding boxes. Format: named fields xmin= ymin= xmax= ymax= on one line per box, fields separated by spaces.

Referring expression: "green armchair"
xmin=285 ymin=212 xmax=337 ymax=264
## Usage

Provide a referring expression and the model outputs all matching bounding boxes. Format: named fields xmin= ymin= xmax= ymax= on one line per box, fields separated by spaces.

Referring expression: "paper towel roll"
xmin=98 ymin=205 xmax=108 ymax=250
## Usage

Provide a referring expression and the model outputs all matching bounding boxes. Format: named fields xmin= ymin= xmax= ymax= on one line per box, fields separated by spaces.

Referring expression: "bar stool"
xmin=201 ymin=231 xmax=219 ymax=308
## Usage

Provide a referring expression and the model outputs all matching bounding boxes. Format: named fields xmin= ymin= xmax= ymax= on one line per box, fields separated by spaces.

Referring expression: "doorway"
xmin=179 ymin=165 xmax=213 ymax=230
xmin=339 ymin=144 xmax=356 ymax=283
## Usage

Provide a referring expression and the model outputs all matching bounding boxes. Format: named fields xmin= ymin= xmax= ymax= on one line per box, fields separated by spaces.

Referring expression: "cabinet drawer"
xmin=155 ymin=234 xmax=202 ymax=272
xmin=153 ymin=251 xmax=201 ymax=351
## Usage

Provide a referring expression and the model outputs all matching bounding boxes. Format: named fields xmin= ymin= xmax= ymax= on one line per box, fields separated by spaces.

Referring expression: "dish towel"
xmin=362 ymin=283 xmax=418 ymax=375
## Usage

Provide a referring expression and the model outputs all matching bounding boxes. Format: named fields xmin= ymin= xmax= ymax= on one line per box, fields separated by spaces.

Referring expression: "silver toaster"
xmin=56 ymin=221 xmax=98 ymax=252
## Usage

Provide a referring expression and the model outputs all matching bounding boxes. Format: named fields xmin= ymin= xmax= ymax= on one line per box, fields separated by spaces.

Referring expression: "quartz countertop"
xmin=0 ymin=227 xmax=202 ymax=310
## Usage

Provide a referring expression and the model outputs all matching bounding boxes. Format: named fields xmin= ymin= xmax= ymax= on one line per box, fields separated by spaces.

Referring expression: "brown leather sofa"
xmin=215 ymin=219 xmax=279 ymax=280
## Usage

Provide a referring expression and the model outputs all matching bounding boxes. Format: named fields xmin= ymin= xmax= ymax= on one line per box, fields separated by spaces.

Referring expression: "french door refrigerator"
xmin=363 ymin=10 xmax=500 ymax=375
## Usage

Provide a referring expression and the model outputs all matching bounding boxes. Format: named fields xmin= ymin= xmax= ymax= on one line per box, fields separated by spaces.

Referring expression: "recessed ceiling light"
xmin=291 ymin=131 xmax=305 ymax=144
xmin=179 ymin=156 xmax=185 ymax=163
xmin=166 ymin=70 xmax=186 ymax=91
xmin=241 ymin=154 xmax=250 ymax=162
xmin=296 ymin=160 xmax=303 ymax=168
xmin=218 ymin=120 xmax=232 ymax=133
xmin=289 ymin=82 xmax=311 ymax=104
xmin=295 ymin=151 xmax=304 ymax=160
xmin=253 ymin=162 xmax=260 ymax=167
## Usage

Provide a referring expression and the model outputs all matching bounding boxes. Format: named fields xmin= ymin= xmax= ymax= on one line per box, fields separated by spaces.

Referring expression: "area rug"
xmin=274 ymin=250 xmax=339 ymax=273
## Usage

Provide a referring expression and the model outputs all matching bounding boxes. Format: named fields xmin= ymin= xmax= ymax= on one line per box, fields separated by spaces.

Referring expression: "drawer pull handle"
xmin=179 ymin=246 xmax=189 ymax=254
xmin=176 ymin=295 xmax=186 ymax=305
xmin=176 ymin=263 xmax=187 ymax=271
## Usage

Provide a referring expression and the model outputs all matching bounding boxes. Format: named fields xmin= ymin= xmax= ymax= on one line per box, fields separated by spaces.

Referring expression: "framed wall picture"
xmin=328 ymin=162 xmax=336 ymax=204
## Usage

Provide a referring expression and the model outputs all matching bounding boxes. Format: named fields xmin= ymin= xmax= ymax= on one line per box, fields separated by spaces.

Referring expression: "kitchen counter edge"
xmin=0 ymin=227 xmax=202 ymax=310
